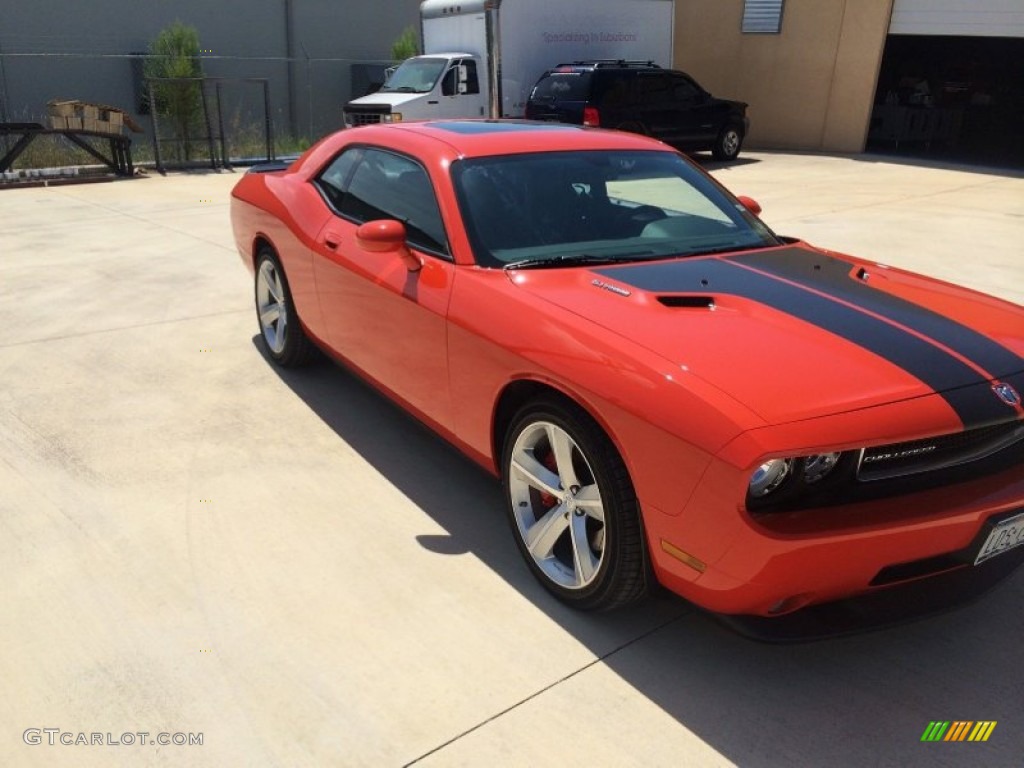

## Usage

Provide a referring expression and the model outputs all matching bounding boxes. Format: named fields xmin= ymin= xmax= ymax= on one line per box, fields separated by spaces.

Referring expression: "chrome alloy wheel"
xmin=256 ymin=259 xmax=288 ymax=355
xmin=508 ymin=421 xmax=607 ymax=590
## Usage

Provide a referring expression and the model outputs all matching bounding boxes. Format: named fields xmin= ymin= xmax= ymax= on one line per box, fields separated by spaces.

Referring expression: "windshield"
xmin=380 ymin=58 xmax=447 ymax=93
xmin=451 ymin=150 xmax=779 ymax=268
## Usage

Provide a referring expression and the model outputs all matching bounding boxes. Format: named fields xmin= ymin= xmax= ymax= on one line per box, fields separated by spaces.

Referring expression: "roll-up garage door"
xmin=890 ymin=0 xmax=1024 ymax=38
xmin=869 ymin=0 xmax=1024 ymax=166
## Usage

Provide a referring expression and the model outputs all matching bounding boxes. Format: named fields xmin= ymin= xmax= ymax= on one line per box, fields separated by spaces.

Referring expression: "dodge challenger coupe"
xmin=231 ymin=121 xmax=1024 ymax=623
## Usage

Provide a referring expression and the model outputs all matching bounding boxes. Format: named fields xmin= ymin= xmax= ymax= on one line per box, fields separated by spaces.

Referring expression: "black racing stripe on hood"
xmin=594 ymin=258 xmax=1012 ymax=428
xmin=731 ymin=249 xmax=1024 ymax=379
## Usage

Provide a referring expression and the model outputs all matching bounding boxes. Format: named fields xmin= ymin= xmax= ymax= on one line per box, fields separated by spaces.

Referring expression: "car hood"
xmin=345 ymin=92 xmax=428 ymax=110
xmin=508 ymin=244 xmax=1024 ymax=427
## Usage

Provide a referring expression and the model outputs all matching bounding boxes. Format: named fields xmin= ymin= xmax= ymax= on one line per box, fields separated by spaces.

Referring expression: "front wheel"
xmin=712 ymin=125 xmax=744 ymax=161
xmin=502 ymin=397 xmax=647 ymax=611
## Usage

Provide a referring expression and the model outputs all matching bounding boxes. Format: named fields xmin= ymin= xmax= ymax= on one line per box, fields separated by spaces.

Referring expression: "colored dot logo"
xmin=921 ymin=721 xmax=996 ymax=742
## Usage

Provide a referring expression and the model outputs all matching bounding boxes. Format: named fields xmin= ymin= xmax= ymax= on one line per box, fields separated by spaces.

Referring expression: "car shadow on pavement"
xmin=254 ymin=337 xmax=1024 ymax=766
xmin=689 ymin=154 xmax=761 ymax=172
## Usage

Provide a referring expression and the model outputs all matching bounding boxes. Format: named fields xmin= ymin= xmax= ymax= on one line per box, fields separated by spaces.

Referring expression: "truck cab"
xmin=344 ymin=53 xmax=487 ymax=127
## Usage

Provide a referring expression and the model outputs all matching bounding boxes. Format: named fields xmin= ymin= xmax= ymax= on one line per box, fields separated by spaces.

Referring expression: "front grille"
xmin=346 ymin=112 xmax=383 ymax=126
xmin=858 ymin=420 xmax=1024 ymax=482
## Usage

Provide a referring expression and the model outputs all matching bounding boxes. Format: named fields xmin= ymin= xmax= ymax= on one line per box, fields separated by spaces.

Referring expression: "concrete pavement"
xmin=1 ymin=153 xmax=1022 ymax=767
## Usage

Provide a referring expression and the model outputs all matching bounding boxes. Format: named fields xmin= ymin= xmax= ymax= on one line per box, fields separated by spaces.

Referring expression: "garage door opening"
xmin=867 ymin=35 xmax=1024 ymax=169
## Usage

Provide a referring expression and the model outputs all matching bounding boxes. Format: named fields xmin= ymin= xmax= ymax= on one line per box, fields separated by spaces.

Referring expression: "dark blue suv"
xmin=526 ymin=61 xmax=749 ymax=161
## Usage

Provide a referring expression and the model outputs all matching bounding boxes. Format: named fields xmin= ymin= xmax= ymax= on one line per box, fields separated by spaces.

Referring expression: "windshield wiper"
xmin=503 ymin=252 xmax=654 ymax=270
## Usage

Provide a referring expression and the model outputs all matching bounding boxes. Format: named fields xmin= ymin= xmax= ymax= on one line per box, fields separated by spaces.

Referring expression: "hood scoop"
xmin=658 ymin=295 xmax=716 ymax=309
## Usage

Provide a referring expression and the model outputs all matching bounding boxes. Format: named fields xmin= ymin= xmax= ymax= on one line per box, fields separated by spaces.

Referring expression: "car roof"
xmin=294 ymin=120 xmax=673 ymax=178
xmin=382 ymin=120 xmax=669 ymax=158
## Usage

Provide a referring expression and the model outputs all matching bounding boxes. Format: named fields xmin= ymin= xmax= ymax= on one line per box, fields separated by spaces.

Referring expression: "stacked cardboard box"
xmin=46 ymin=100 xmax=131 ymax=135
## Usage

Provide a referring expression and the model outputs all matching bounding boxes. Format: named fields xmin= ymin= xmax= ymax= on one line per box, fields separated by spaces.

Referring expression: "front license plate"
xmin=974 ymin=511 xmax=1024 ymax=565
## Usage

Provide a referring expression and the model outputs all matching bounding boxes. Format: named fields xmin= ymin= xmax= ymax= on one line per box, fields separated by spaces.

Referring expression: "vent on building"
xmin=742 ymin=0 xmax=785 ymax=34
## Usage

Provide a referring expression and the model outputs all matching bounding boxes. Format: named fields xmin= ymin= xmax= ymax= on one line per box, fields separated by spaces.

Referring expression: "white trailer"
xmin=344 ymin=0 xmax=674 ymax=126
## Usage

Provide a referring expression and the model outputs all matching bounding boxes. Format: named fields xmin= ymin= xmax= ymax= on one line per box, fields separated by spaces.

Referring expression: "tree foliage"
xmin=391 ymin=26 xmax=420 ymax=61
xmin=144 ymin=22 xmax=204 ymax=161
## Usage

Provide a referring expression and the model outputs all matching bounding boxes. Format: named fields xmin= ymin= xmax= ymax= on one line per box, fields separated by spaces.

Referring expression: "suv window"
xmin=595 ymin=74 xmax=631 ymax=107
xmin=670 ymin=74 xmax=702 ymax=101
xmin=637 ymin=72 xmax=671 ymax=104
xmin=531 ymin=72 xmax=592 ymax=102
xmin=333 ymin=148 xmax=448 ymax=256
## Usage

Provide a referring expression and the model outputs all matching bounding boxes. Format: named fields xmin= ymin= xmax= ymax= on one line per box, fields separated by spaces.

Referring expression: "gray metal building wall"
xmin=0 ymin=0 xmax=421 ymax=143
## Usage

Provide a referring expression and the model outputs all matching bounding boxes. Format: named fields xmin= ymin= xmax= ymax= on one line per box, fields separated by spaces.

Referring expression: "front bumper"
xmin=717 ymin=543 xmax=1024 ymax=641
xmin=645 ymin=433 xmax=1024 ymax=618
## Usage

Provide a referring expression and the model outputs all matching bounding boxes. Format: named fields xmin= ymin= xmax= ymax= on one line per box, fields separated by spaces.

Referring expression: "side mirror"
xmin=356 ymin=219 xmax=422 ymax=272
xmin=737 ymin=195 xmax=762 ymax=215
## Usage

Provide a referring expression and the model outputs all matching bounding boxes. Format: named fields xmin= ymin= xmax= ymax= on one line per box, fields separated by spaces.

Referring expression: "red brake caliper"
xmin=538 ymin=449 xmax=560 ymax=509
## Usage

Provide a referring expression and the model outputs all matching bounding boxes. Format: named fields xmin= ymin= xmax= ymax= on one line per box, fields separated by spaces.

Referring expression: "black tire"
xmin=254 ymin=247 xmax=315 ymax=367
xmin=501 ymin=396 xmax=647 ymax=611
xmin=712 ymin=124 xmax=744 ymax=161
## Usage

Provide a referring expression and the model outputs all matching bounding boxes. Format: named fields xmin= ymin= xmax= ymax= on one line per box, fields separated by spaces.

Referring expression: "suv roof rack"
xmin=556 ymin=59 xmax=662 ymax=69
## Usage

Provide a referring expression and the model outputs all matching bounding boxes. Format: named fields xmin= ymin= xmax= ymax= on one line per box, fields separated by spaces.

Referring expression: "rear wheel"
xmin=254 ymin=247 xmax=315 ymax=367
xmin=502 ymin=396 xmax=647 ymax=610
xmin=713 ymin=125 xmax=744 ymax=160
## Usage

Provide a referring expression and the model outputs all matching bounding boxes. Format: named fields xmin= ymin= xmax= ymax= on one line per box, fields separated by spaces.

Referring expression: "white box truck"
xmin=343 ymin=0 xmax=674 ymax=127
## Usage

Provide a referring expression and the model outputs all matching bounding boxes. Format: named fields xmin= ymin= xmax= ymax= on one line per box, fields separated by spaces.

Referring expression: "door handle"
xmin=323 ymin=231 xmax=343 ymax=250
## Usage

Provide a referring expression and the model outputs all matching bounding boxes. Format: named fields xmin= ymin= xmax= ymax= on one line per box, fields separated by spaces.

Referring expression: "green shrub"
xmin=144 ymin=22 xmax=204 ymax=162
xmin=391 ymin=26 xmax=419 ymax=61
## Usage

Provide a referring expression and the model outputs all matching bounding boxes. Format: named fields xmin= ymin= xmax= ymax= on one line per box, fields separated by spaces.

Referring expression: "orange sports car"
xmin=231 ymin=121 xmax=1024 ymax=629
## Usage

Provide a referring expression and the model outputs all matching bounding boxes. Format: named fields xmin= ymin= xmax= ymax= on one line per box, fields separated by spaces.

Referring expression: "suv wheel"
xmin=713 ymin=125 xmax=744 ymax=161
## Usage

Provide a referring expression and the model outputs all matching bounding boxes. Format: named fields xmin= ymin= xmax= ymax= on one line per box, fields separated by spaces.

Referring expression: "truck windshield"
xmin=380 ymin=58 xmax=447 ymax=94
xmin=451 ymin=150 xmax=779 ymax=268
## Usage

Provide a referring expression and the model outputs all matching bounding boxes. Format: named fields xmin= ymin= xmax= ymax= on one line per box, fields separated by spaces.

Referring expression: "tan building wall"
xmin=674 ymin=0 xmax=894 ymax=152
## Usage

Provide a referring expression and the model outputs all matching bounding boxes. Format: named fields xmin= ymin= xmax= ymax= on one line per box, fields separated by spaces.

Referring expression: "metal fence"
xmin=0 ymin=52 xmax=394 ymax=166
xmin=145 ymin=77 xmax=275 ymax=172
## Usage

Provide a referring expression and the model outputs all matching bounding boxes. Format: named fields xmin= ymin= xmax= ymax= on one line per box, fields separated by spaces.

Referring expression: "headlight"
xmin=746 ymin=451 xmax=849 ymax=509
xmin=382 ymin=113 xmax=403 ymax=123
xmin=802 ymin=453 xmax=841 ymax=484
xmin=749 ymin=458 xmax=792 ymax=498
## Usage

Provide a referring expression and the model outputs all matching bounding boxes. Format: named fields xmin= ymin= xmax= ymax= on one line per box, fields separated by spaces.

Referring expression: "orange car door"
xmin=311 ymin=147 xmax=455 ymax=432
